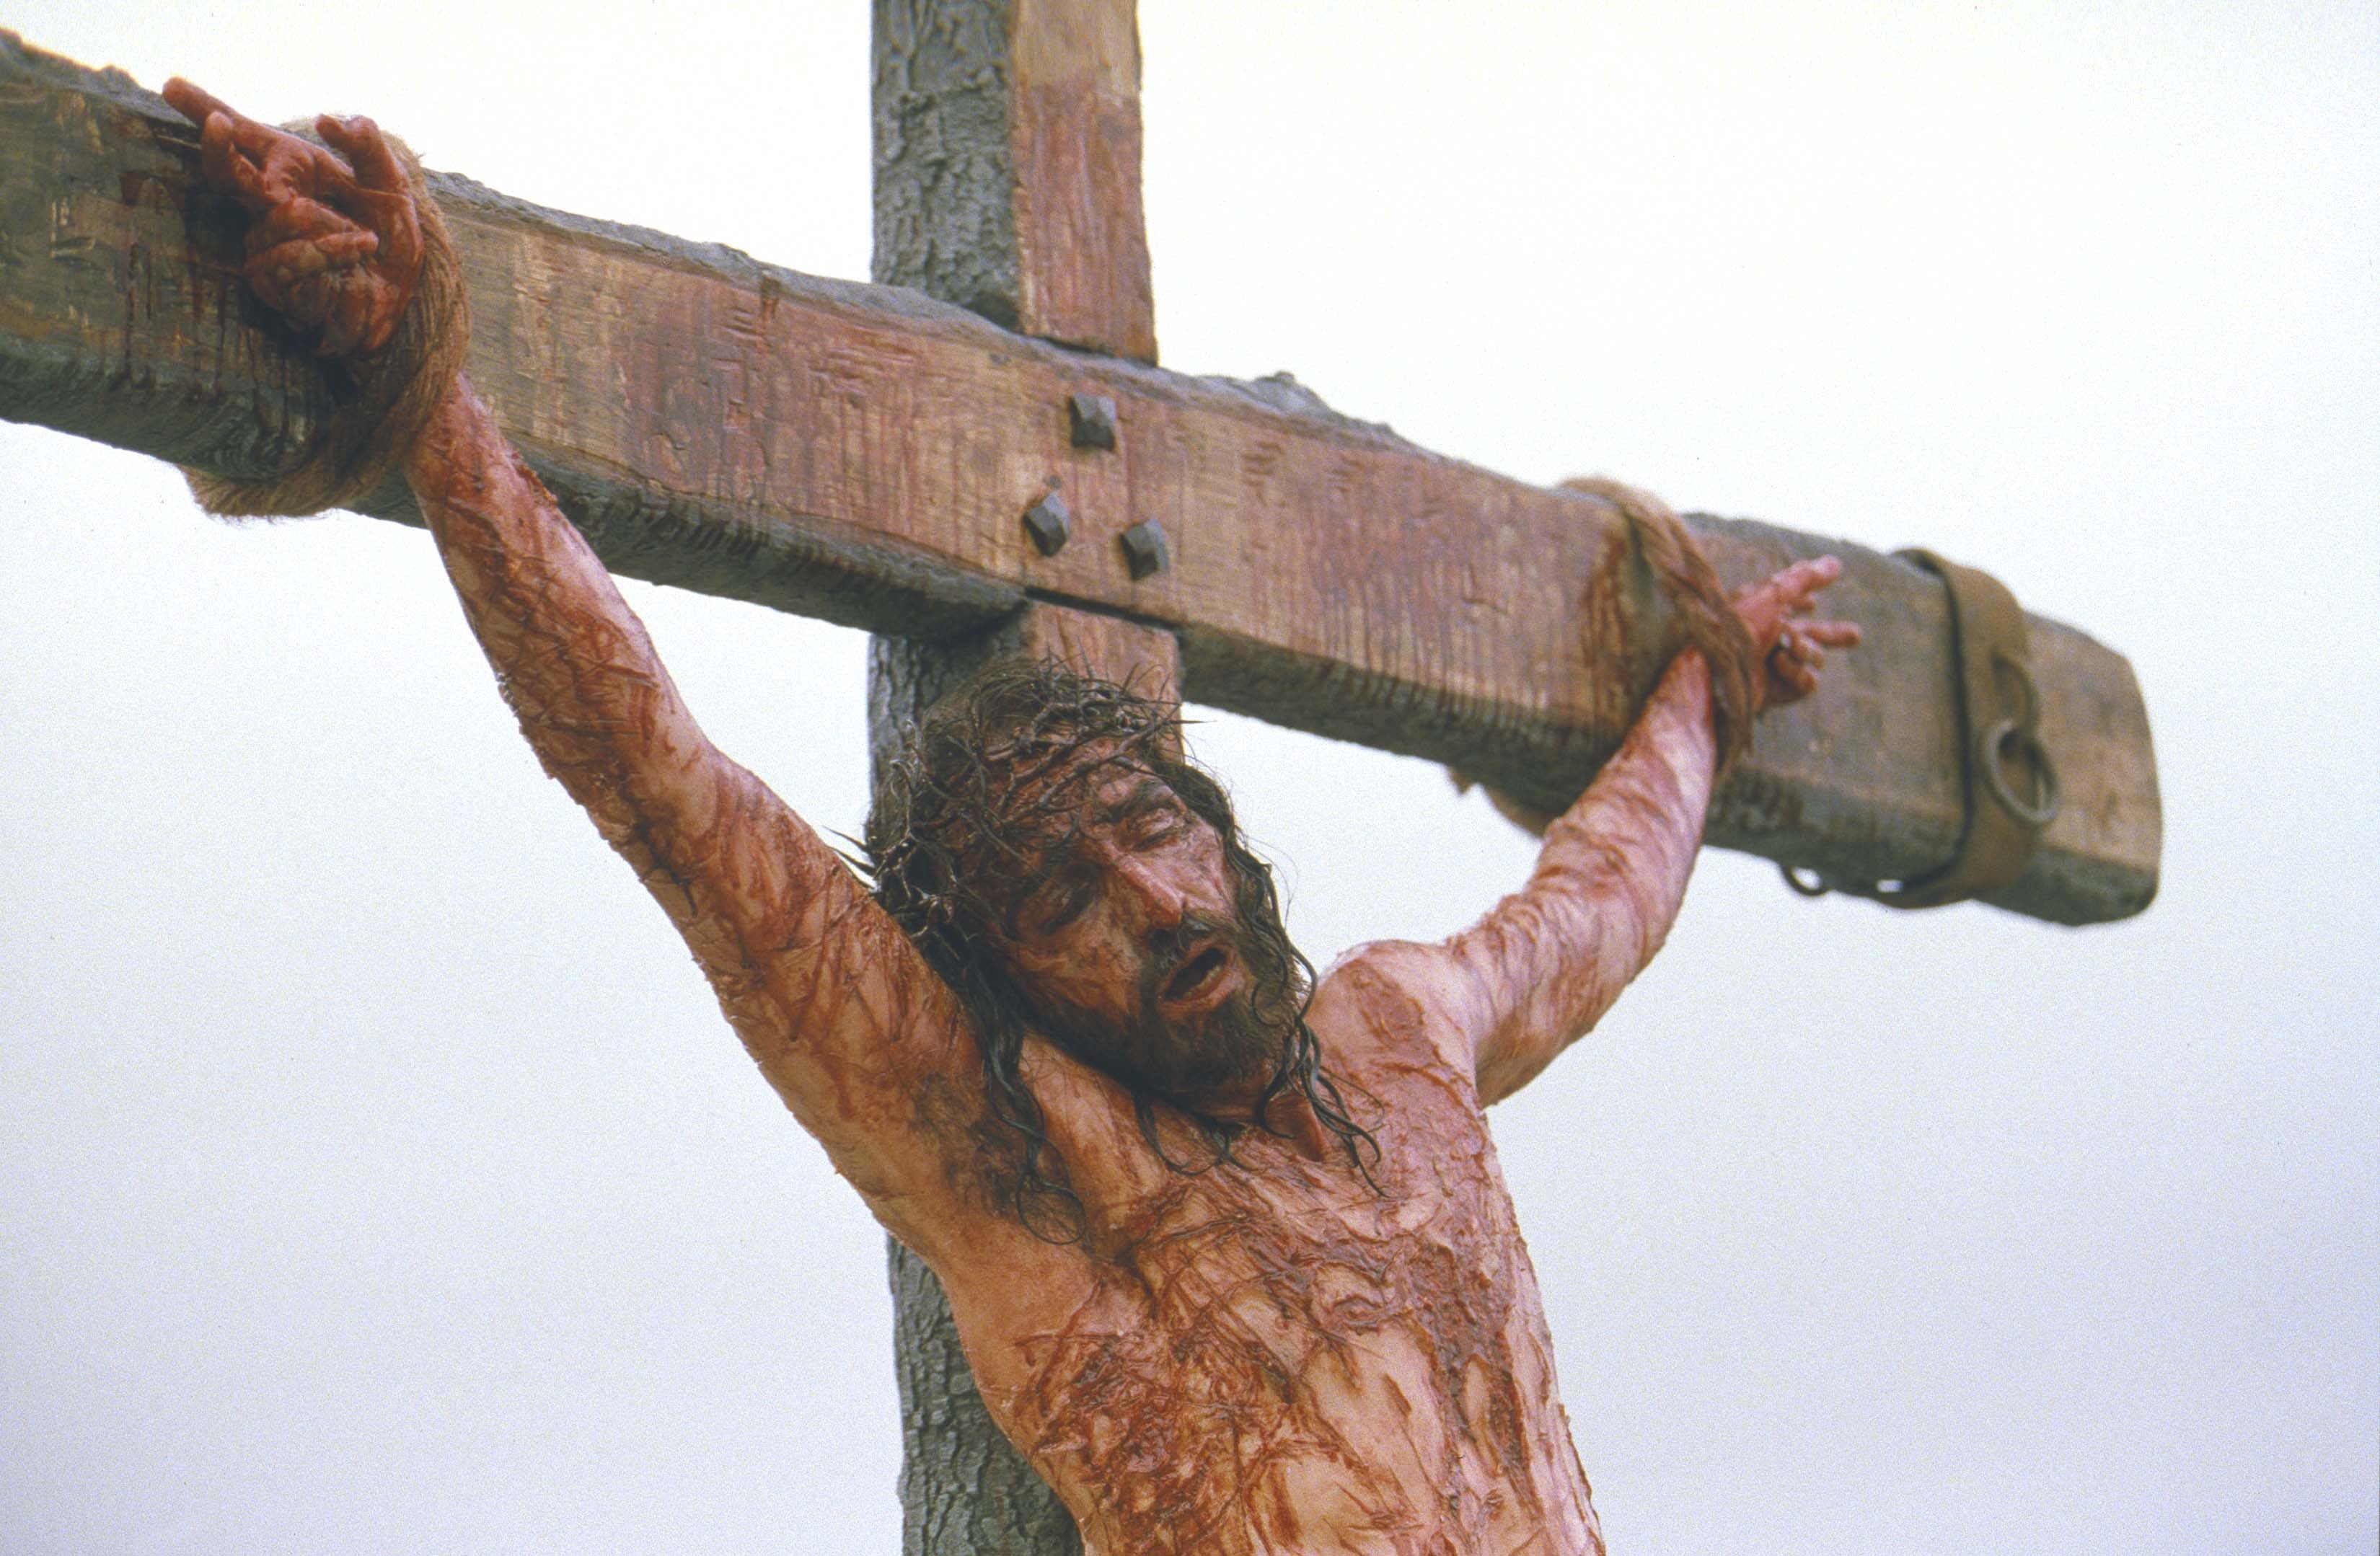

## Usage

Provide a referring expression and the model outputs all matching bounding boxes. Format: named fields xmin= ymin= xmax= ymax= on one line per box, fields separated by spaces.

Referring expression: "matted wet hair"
xmin=863 ymin=658 xmax=1378 ymax=1242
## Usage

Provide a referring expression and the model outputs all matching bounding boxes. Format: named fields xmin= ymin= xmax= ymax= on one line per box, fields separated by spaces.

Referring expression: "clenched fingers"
xmin=1757 ymin=589 xmax=1860 ymax=710
xmin=1762 ymin=636 xmax=1820 ymax=704
xmin=244 ymin=195 xmax=374 ymax=257
xmin=317 ymin=269 xmax=406 ymax=355
xmin=246 ymin=228 xmax=379 ymax=317
xmin=316 ymin=115 xmax=409 ymax=195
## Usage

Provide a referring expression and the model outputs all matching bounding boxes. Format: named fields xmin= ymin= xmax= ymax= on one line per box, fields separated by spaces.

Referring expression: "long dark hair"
xmin=863 ymin=659 xmax=1379 ymax=1242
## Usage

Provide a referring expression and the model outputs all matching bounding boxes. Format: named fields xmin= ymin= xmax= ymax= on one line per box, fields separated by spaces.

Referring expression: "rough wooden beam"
xmin=0 ymin=32 xmax=2159 ymax=924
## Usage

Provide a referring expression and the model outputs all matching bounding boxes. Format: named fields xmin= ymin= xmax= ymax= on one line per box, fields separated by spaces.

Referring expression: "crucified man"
xmin=162 ymin=83 xmax=1859 ymax=1555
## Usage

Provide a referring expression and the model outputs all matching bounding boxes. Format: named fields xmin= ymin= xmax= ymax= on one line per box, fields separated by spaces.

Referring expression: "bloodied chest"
xmin=955 ymin=968 xmax=1607 ymax=1556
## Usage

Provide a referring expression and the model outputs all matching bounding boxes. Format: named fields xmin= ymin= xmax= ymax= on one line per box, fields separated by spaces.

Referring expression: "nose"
xmin=1109 ymin=855 xmax=1189 ymax=932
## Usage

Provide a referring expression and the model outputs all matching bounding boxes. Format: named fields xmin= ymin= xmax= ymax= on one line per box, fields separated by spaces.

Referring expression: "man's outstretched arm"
xmin=161 ymin=82 xmax=1012 ymax=1265
xmin=1442 ymin=558 xmax=1859 ymax=1105
xmin=400 ymin=383 xmax=989 ymax=1227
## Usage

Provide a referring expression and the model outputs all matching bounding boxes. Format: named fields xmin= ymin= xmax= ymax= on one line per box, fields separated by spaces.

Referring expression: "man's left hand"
xmin=1732 ymin=556 xmax=1862 ymax=712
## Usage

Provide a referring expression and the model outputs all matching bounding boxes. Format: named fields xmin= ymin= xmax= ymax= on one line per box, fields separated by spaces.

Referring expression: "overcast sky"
xmin=3 ymin=1 xmax=2374 ymax=1552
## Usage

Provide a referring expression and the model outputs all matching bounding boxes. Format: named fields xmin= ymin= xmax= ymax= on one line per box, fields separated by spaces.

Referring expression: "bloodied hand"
xmin=1732 ymin=555 xmax=1864 ymax=712
xmin=164 ymin=79 xmax=424 ymax=358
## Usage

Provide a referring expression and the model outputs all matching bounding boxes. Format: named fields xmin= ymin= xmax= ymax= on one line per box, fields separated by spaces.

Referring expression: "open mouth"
xmin=1163 ymin=944 xmax=1231 ymax=1004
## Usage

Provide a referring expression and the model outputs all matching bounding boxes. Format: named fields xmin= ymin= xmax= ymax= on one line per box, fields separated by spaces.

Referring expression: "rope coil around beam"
xmin=1561 ymin=477 xmax=1760 ymax=777
xmin=1784 ymin=549 xmax=2059 ymax=909
xmin=1453 ymin=478 xmax=1763 ymax=839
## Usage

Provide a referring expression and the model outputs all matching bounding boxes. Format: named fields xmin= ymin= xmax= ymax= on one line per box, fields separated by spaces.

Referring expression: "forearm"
xmin=404 ymin=373 xmax=710 ymax=810
xmin=167 ymin=92 xmax=1017 ymax=1258
xmin=397 ymin=376 xmax=997 ymax=1242
xmin=401 ymin=368 xmax=814 ymax=1004
xmin=1453 ymin=649 xmax=1718 ymax=1102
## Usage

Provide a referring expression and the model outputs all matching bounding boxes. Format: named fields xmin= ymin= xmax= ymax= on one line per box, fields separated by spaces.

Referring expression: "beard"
xmin=1039 ymin=907 xmax=1304 ymax=1105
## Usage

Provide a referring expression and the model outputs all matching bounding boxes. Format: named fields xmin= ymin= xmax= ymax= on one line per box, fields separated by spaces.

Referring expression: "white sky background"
xmin=2 ymin=0 xmax=2374 ymax=1550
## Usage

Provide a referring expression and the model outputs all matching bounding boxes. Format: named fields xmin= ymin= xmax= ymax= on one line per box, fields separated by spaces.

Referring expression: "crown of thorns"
xmin=865 ymin=660 xmax=1183 ymax=950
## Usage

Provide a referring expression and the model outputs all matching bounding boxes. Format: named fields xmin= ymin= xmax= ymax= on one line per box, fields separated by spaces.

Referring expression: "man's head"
xmin=865 ymin=659 xmax=1371 ymax=1237
xmin=990 ymin=748 xmax=1290 ymax=1100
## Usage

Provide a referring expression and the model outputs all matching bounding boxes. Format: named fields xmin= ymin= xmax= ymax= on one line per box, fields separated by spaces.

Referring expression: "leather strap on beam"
xmin=1786 ymin=550 xmax=2060 ymax=909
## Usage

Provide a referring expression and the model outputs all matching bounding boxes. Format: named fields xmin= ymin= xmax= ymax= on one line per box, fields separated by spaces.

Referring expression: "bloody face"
xmin=992 ymin=757 xmax=1297 ymax=1105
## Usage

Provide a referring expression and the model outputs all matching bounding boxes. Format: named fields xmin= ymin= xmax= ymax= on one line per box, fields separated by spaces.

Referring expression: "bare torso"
xmin=950 ymin=948 xmax=1601 ymax=1556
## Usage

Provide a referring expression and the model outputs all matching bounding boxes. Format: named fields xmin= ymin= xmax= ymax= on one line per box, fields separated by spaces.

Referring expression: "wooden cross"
xmin=0 ymin=4 xmax=2161 ymax=1549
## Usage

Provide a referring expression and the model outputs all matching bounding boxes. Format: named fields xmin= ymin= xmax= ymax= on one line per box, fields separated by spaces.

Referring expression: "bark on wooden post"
xmin=871 ymin=1 xmax=1160 ymax=1547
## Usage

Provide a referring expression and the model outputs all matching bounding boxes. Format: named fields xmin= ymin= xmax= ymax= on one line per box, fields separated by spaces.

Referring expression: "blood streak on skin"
xmin=956 ymin=960 xmax=1606 ymax=1556
xmin=395 ymin=367 xmax=1616 ymax=1543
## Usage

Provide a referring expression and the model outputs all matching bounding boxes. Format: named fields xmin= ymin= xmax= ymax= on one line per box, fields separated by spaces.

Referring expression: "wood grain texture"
xmin=1008 ymin=0 xmax=1155 ymax=360
xmin=873 ymin=0 xmax=1024 ymax=333
xmin=0 ymin=31 xmax=2159 ymax=923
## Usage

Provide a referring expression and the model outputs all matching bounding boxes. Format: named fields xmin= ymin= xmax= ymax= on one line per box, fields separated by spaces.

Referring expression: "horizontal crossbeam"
xmin=0 ymin=32 xmax=2158 ymax=922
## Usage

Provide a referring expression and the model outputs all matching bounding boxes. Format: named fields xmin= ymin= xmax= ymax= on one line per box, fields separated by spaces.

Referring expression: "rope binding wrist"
xmin=1561 ymin=477 xmax=1761 ymax=778
xmin=184 ymin=122 xmax=472 ymax=521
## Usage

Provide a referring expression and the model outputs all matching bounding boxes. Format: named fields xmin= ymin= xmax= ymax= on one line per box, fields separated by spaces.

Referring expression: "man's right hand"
xmin=163 ymin=80 xmax=424 ymax=360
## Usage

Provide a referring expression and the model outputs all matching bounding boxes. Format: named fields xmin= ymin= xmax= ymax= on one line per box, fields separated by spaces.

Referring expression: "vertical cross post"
xmin=870 ymin=1 xmax=1163 ymax=1547
xmin=874 ymin=0 xmax=1157 ymax=361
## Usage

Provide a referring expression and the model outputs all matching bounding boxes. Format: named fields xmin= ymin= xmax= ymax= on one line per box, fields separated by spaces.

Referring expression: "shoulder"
xmin=1311 ymin=939 xmax=1481 ymax=1078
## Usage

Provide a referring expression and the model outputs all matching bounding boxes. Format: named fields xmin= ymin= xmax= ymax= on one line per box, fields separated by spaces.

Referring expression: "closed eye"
xmin=1023 ymin=872 xmax=1096 ymax=936
xmin=1123 ymin=809 xmax=1186 ymax=850
xmin=1108 ymin=787 xmax=1190 ymax=851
